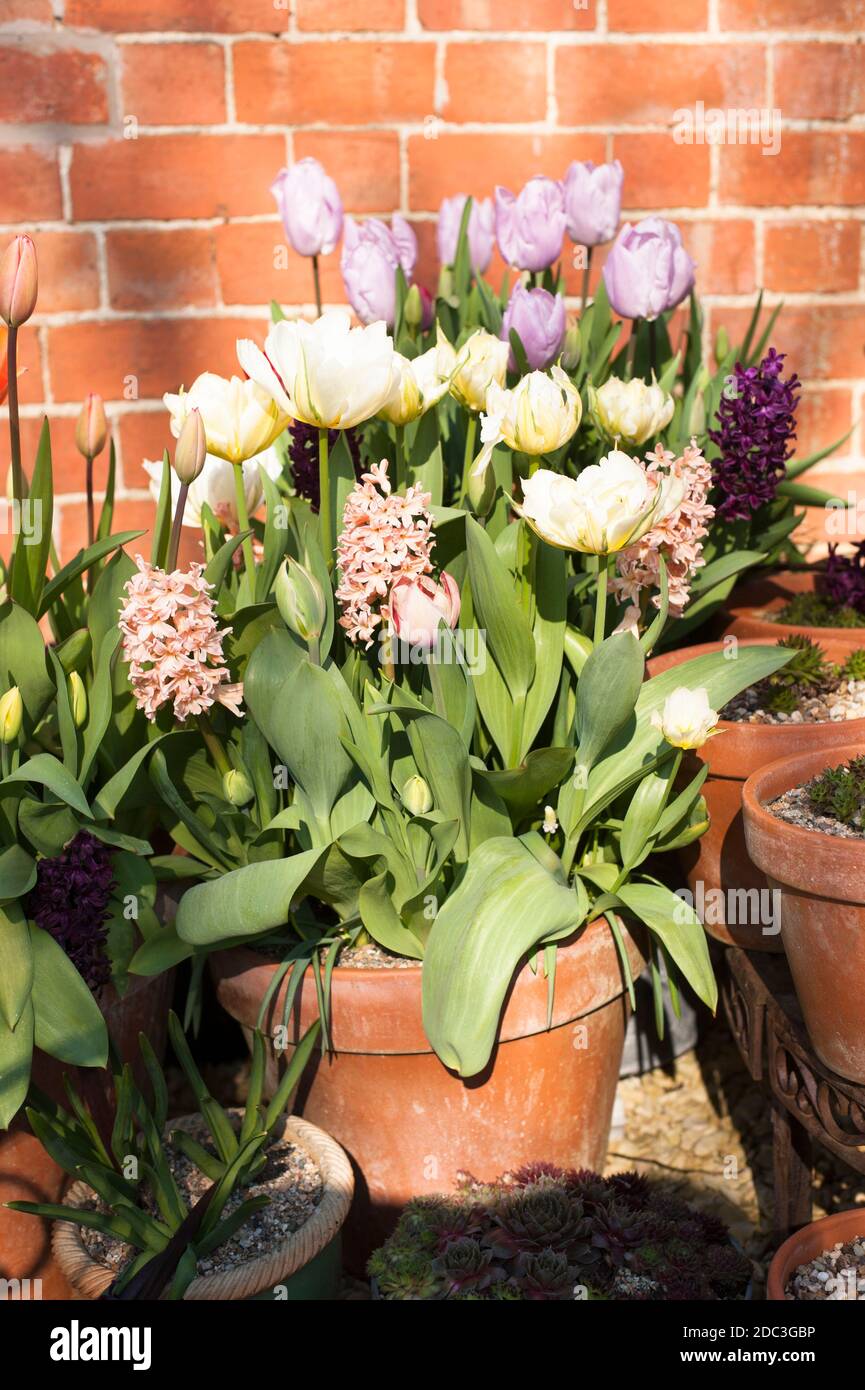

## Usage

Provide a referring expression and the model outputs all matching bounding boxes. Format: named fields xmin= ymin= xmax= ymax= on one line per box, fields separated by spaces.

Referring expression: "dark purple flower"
xmin=288 ymin=420 xmax=362 ymax=512
xmin=708 ymin=347 xmax=800 ymax=522
xmin=824 ymin=539 xmax=865 ymax=614
xmin=26 ymin=830 xmax=115 ymax=990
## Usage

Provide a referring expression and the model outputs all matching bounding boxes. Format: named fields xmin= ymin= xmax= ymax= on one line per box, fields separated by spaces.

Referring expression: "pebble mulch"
xmin=721 ymin=678 xmax=865 ymax=726
xmin=768 ymin=785 xmax=864 ymax=840
xmin=786 ymin=1238 xmax=865 ymax=1300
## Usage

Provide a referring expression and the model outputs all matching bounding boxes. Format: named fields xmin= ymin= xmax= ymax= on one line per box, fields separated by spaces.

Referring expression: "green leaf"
xmin=79 ymin=628 xmax=122 ymax=786
xmin=47 ymin=647 xmax=78 ymax=777
xmin=3 ymin=753 xmax=92 ymax=818
xmin=0 ymin=600 xmax=55 ymax=723
xmin=0 ymin=1001 xmax=33 ymax=1128
xmin=150 ymin=453 xmax=172 ymax=568
xmin=520 ymin=539 xmax=566 ymax=759
xmin=480 ymin=747 xmax=574 ymax=825
xmin=10 ymin=416 xmax=53 ymax=614
xmin=465 ymin=515 xmax=535 ymax=700
xmin=175 ymin=847 xmax=328 ymax=945
xmin=617 ymin=881 xmax=717 ymax=1012
xmin=39 ymin=531 xmax=146 ymax=619
xmin=28 ymin=924 xmax=108 ymax=1066
xmin=575 ymin=632 xmax=644 ymax=776
xmin=0 ymin=842 xmax=36 ymax=899
xmin=0 ymin=900 xmax=32 ymax=1031
xmin=358 ymin=872 xmax=424 ymax=959
xmin=422 ymin=837 xmax=585 ymax=1077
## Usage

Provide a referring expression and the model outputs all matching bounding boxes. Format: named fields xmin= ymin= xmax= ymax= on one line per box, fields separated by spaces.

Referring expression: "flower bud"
xmin=404 ymin=283 xmax=423 ymax=329
xmin=402 ymin=774 xmax=433 ymax=816
xmin=68 ymin=671 xmax=87 ymax=729
xmin=223 ymin=766 xmax=255 ymax=806
xmin=0 ymin=235 xmax=38 ymax=328
xmin=75 ymin=393 xmax=107 ymax=460
xmin=467 ymin=452 xmax=496 ymax=517
xmin=173 ymin=406 xmax=207 ymax=485
xmin=0 ymin=686 xmax=23 ymax=743
xmin=650 ymin=686 xmax=719 ymax=750
xmin=561 ymin=321 xmax=581 ymax=372
xmin=715 ymin=325 xmax=730 ymax=362
xmin=275 ymin=557 xmax=326 ymax=643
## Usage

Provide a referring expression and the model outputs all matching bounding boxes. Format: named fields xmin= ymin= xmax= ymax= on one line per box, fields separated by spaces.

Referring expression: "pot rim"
xmin=766 ymin=1208 xmax=865 ymax=1300
xmin=52 ymin=1113 xmax=353 ymax=1302
xmin=742 ymin=742 xmax=865 ymax=900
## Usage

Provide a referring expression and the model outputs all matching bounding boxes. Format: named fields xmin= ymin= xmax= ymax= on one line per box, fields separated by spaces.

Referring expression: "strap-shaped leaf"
xmin=617 ymin=880 xmax=716 ymax=1012
xmin=175 ymin=846 xmax=329 ymax=945
xmin=0 ymin=899 xmax=32 ymax=1031
xmin=28 ymin=923 xmax=108 ymax=1067
xmin=0 ymin=998 xmax=33 ymax=1127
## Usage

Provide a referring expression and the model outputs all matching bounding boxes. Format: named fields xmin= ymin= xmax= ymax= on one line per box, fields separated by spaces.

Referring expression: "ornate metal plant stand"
xmin=721 ymin=947 xmax=865 ymax=1239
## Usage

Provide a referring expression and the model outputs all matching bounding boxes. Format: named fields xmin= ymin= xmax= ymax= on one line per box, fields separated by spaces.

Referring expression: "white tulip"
xmin=475 ymin=366 xmax=581 ymax=473
xmin=163 ymin=373 xmax=287 ymax=466
xmin=449 ymin=328 xmax=509 ymax=413
xmin=237 ymin=310 xmax=399 ymax=431
xmin=651 ymin=686 xmax=719 ymax=750
xmin=589 ymin=376 xmax=674 ymax=447
xmin=143 ymin=447 xmax=282 ymax=531
xmin=380 ymin=328 xmax=456 ymax=427
xmin=516 ymin=449 xmax=685 ymax=554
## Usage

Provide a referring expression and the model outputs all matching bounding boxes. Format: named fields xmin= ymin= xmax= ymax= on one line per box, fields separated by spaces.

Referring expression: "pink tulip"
xmin=390 ymin=573 xmax=461 ymax=649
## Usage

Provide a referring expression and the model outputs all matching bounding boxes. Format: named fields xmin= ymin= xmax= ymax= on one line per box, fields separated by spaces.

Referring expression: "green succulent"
xmin=806 ymin=755 xmax=865 ymax=830
xmin=777 ymin=592 xmax=865 ymax=629
xmin=842 ymin=648 xmax=865 ymax=682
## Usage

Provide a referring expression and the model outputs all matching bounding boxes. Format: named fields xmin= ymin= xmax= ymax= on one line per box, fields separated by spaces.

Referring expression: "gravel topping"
xmin=768 ymin=786 xmax=865 ymax=840
xmin=786 ymin=1237 xmax=865 ymax=1300
xmin=721 ymin=678 xmax=865 ymax=726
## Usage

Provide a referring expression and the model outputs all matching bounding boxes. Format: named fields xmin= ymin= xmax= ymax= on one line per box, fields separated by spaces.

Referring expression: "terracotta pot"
xmin=743 ymin=744 xmax=865 ymax=1083
xmin=0 ymin=967 xmax=175 ymax=1301
xmin=54 ymin=1113 xmax=353 ymax=1301
xmin=723 ymin=569 xmax=865 ymax=659
xmin=647 ymin=640 xmax=865 ymax=951
xmin=767 ymin=1208 xmax=865 ymax=1300
xmin=211 ymin=917 xmax=646 ymax=1273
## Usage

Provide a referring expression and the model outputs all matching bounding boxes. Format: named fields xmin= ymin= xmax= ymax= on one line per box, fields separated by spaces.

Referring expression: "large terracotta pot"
xmin=723 ymin=569 xmax=865 ymax=658
xmin=647 ymin=640 xmax=865 ymax=951
xmin=767 ymin=1208 xmax=865 ymax=1300
xmin=0 ymin=967 xmax=175 ymax=1301
xmin=212 ymin=917 xmax=646 ymax=1272
xmin=743 ymin=744 xmax=865 ymax=1083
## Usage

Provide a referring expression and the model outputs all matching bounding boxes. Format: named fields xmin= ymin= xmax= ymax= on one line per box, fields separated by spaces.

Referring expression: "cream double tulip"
xmin=449 ymin=328 xmax=509 ymax=413
xmin=237 ymin=310 xmax=399 ymax=431
xmin=517 ymin=448 xmax=685 ymax=555
xmin=380 ymin=328 xmax=457 ymax=427
xmin=164 ymin=373 xmax=287 ymax=466
xmin=485 ymin=365 xmax=581 ymax=455
xmin=589 ymin=375 xmax=674 ymax=447
xmin=651 ymin=686 xmax=719 ymax=750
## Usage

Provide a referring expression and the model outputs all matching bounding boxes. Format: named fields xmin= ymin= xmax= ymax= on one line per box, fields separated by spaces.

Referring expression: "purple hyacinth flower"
xmin=708 ymin=347 xmax=801 ymax=522
xmin=26 ymin=830 xmax=116 ymax=991
xmin=289 ymin=420 xmax=362 ymax=512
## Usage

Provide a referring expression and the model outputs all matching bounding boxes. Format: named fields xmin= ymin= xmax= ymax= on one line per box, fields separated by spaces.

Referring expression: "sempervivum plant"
xmin=368 ymin=1166 xmax=751 ymax=1301
xmin=805 ymin=754 xmax=865 ymax=831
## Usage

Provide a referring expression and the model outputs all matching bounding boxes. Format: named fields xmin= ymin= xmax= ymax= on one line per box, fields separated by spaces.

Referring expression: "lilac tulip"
xmin=563 ymin=159 xmax=623 ymax=248
xmin=602 ymin=217 xmax=696 ymax=321
xmin=494 ymin=177 xmax=566 ymax=273
xmin=500 ymin=284 xmax=566 ymax=371
xmin=340 ymin=216 xmax=418 ymax=326
xmin=437 ymin=194 xmax=495 ymax=274
xmin=271 ymin=158 xmax=343 ymax=258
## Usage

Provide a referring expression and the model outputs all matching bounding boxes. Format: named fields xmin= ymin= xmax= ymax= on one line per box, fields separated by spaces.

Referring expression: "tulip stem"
xmin=86 ymin=454 xmax=95 ymax=547
xmin=593 ymin=554 xmax=610 ymax=647
xmin=318 ymin=428 xmax=333 ymax=565
xmin=648 ymin=317 xmax=658 ymax=381
xmin=311 ymin=255 xmax=322 ymax=318
xmin=459 ymin=415 xmax=477 ymax=504
xmin=232 ymin=464 xmax=257 ymax=582
xmin=394 ymin=425 xmax=406 ymax=493
xmin=6 ymin=326 xmax=23 ymax=522
xmin=627 ymin=320 xmax=641 ymax=380
xmin=581 ymin=246 xmax=593 ymax=314
xmin=167 ymin=482 xmax=189 ymax=573
xmin=197 ymin=712 xmax=231 ymax=779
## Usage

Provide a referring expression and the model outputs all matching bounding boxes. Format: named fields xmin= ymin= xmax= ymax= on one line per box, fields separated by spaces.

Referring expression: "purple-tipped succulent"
xmin=26 ymin=830 xmax=115 ymax=990
xmin=709 ymin=346 xmax=801 ymax=522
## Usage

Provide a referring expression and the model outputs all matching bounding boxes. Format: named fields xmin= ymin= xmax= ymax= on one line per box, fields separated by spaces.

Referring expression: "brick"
xmin=0 ymin=146 xmax=62 ymax=222
xmin=233 ymin=41 xmax=436 ymax=124
xmin=719 ymin=132 xmax=865 ymax=207
xmin=106 ymin=230 xmax=219 ymax=311
xmin=764 ymin=221 xmax=860 ymax=294
xmin=796 ymin=389 xmax=854 ymax=460
xmin=69 ymin=135 xmax=286 ymax=221
xmin=30 ymin=231 xmax=101 ymax=314
xmin=607 ymin=0 xmax=709 ymax=29
xmin=775 ymin=42 xmax=865 ymax=121
xmin=118 ymin=411 xmax=175 ymax=489
xmin=443 ymin=42 xmax=547 ymax=123
xmin=408 ymin=132 xmax=606 ymax=209
xmin=9 ymin=327 xmax=43 ymax=407
xmin=215 ymin=221 xmax=344 ymax=307
xmin=46 ymin=316 xmax=264 ymax=403
xmin=296 ymin=0 xmax=406 ymax=28
xmin=418 ymin=0 xmax=594 ymax=30
xmin=677 ymin=218 xmax=756 ymax=296
xmin=58 ymin=497 xmax=157 ymax=567
xmin=64 ymin=1 xmax=289 ymax=32
xmin=613 ymin=133 xmax=710 ymax=208
xmin=720 ymin=0 xmax=865 ymax=31
xmin=556 ymin=43 xmax=764 ymax=125
xmin=120 ymin=42 xmax=226 ymax=126
xmin=18 ymin=415 xmax=85 ymax=496
xmin=0 ymin=43 xmax=109 ymax=126
xmin=293 ymin=131 xmax=401 ymax=212
xmin=709 ymin=304 xmax=865 ymax=381
xmin=2 ymin=1 xmax=54 ymax=19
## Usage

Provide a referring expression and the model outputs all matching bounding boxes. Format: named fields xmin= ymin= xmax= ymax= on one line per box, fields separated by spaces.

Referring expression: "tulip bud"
xmin=402 ymin=774 xmax=433 ymax=816
xmin=173 ymin=406 xmax=207 ymax=484
xmin=561 ymin=321 xmax=581 ymax=372
xmin=75 ymin=393 xmax=107 ymax=460
xmin=404 ymin=283 xmax=423 ymax=329
xmin=0 ymin=235 xmax=38 ymax=328
xmin=275 ymin=557 xmax=326 ymax=643
xmin=651 ymin=686 xmax=719 ymax=751
xmin=0 ymin=686 xmax=23 ymax=743
xmin=223 ymin=766 xmax=255 ymax=807
xmin=68 ymin=671 xmax=87 ymax=729
xmin=467 ymin=453 xmax=496 ymax=517
xmin=715 ymin=325 xmax=730 ymax=362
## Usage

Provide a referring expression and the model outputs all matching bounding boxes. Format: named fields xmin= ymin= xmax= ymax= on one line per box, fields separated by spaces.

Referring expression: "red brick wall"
xmin=1 ymin=0 xmax=863 ymax=557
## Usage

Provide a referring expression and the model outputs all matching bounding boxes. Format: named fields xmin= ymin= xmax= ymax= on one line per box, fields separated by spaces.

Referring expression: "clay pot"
xmin=211 ymin=917 xmax=646 ymax=1272
xmin=54 ymin=1114 xmax=353 ymax=1301
xmin=767 ymin=1208 xmax=865 ymax=1300
xmin=723 ymin=569 xmax=865 ymax=659
xmin=743 ymin=744 xmax=865 ymax=1083
xmin=0 ymin=967 xmax=175 ymax=1301
xmin=647 ymin=640 xmax=865 ymax=952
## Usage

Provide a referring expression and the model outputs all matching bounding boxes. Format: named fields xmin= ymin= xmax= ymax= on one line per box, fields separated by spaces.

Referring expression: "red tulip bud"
xmin=0 ymin=235 xmax=38 ymax=328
